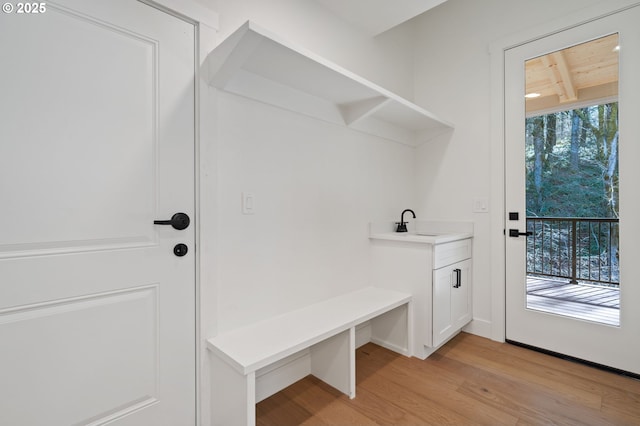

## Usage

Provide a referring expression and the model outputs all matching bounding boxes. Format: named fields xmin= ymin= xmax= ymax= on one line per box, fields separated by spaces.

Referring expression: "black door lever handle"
xmin=509 ymin=229 xmax=532 ymax=237
xmin=154 ymin=212 xmax=190 ymax=230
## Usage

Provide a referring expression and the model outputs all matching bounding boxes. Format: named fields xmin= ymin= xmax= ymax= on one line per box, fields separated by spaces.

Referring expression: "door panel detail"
xmin=0 ymin=4 xmax=158 ymax=256
xmin=0 ymin=286 xmax=159 ymax=425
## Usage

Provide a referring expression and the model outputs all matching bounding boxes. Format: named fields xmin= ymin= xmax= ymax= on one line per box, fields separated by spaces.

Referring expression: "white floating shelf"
xmin=207 ymin=21 xmax=454 ymax=146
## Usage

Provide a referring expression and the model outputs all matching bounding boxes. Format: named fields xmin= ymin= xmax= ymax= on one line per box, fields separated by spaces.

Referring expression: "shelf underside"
xmin=208 ymin=22 xmax=453 ymax=146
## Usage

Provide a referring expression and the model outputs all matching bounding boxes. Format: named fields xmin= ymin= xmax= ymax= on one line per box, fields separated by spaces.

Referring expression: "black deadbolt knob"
xmin=174 ymin=243 xmax=188 ymax=257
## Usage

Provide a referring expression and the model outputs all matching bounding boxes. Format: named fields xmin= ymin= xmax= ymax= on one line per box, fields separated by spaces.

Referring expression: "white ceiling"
xmin=313 ymin=0 xmax=448 ymax=36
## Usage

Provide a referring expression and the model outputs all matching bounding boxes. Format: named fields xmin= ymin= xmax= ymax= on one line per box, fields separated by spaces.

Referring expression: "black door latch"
xmin=154 ymin=212 xmax=190 ymax=230
xmin=509 ymin=229 xmax=532 ymax=237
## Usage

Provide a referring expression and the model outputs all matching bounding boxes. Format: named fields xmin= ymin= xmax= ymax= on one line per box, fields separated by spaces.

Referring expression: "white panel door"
xmin=0 ymin=1 xmax=196 ymax=424
xmin=505 ymin=4 xmax=640 ymax=375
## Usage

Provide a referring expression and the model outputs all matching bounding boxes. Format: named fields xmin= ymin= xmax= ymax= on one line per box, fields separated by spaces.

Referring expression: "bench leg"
xmin=210 ymin=353 xmax=256 ymax=426
xmin=310 ymin=327 xmax=356 ymax=399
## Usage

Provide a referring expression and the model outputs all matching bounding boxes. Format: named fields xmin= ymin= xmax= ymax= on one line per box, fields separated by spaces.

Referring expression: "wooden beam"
xmin=551 ymin=51 xmax=577 ymax=102
xmin=541 ymin=51 xmax=577 ymax=103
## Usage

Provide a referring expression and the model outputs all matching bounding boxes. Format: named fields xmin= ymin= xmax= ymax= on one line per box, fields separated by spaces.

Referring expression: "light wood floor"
xmin=256 ymin=332 xmax=640 ymax=425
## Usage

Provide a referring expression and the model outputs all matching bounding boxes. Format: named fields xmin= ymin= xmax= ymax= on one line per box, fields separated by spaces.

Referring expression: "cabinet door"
xmin=433 ymin=266 xmax=454 ymax=347
xmin=451 ymin=259 xmax=472 ymax=330
xmin=432 ymin=259 xmax=472 ymax=347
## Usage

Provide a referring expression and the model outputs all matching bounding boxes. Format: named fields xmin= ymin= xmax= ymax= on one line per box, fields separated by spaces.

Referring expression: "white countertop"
xmin=369 ymin=220 xmax=473 ymax=244
xmin=369 ymin=231 xmax=472 ymax=244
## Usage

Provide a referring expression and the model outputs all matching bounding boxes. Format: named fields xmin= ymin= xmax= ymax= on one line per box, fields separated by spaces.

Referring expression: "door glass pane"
xmin=524 ymin=34 xmax=620 ymax=326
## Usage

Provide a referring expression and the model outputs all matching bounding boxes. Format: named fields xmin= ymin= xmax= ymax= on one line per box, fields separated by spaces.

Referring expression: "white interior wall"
xmin=194 ymin=0 xmax=627 ymax=423
xmin=196 ymin=1 xmax=419 ymax=423
xmin=411 ymin=0 xmax=604 ymax=337
xmin=209 ymin=0 xmax=416 ymax=100
xmin=214 ymin=92 xmax=416 ymax=333
xmin=204 ymin=0 xmax=419 ymax=335
xmin=192 ymin=0 xmax=638 ymax=422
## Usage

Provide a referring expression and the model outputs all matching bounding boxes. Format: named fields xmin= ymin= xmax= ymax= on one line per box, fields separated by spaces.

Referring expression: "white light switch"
xmin=242 ymin=192 xmax=255 ymax=215
xmin=473 ymin=197 xmax=489 ymax=213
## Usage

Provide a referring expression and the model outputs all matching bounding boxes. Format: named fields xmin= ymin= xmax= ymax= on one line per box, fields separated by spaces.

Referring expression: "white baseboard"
xmin=370 ymin=337 xmax=410 ymax=356
xmin=254 ymin=321 xmax=391 ymax=401
xmin=463 ymin=318 xmax=492 ymax=339
xmin=355 ymin=322 xmax=372 ymax=348
xmin=255 ymin=319 xmax=494 ymax=402
xmin=255 ymin=349 xmax=310 ymax=403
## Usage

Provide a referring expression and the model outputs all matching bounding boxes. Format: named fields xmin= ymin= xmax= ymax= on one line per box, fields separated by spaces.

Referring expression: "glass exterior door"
xmin=504 ymin=5 xmax=640 ymax=375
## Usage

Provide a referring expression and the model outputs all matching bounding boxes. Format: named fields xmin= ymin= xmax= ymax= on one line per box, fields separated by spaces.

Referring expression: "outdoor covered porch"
xmin=526 ymin=276 xmax=620 ymax=326
xmin=525 ymin=217 xmax=620 ymax=326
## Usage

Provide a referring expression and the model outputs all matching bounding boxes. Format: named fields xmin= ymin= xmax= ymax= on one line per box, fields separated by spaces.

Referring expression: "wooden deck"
xmin=527 ymin=276 xmax=620 ymax=326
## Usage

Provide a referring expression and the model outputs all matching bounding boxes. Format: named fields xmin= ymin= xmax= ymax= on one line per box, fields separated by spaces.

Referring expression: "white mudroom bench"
xmin=207 ymin=286 xmax=412 ymax=426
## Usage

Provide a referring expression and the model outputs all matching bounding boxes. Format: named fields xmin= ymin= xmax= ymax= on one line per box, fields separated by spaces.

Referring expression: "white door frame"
xmin=138 ymin=1 xmax=219 ymax=425
xmin=488 ymin=0 xmax=640 ymax=343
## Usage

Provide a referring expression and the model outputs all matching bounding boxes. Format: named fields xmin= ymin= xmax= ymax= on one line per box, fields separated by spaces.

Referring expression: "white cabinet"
xmin=370 ymin=235 xmax=472 ymax=359
xmin=432 ymin=239 xmax=472 ymax=348
xmin=433 ymin=258 xmax=472 ymax=348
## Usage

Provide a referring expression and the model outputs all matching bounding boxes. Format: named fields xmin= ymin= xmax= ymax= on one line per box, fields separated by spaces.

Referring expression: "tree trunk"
xmin=531 ymin=116 xmax=545 ymax=211
xmin=605 ymin=131 xmax=619 ymax=218
xmin=570 ymin=111 xmax=581 ymax=171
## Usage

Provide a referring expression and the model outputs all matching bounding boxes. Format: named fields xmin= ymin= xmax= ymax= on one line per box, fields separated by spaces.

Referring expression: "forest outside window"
xmin=523 ymin=33 xmax=620 ymax=324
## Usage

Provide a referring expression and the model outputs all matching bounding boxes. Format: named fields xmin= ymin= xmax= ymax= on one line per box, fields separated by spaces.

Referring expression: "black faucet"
xmin=396 ymin=209 xmax=416 ymax=232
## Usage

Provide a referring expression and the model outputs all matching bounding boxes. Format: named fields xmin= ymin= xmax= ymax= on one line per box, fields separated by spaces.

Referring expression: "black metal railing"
xmin=526 ymin=217 xmax=619 ymax=286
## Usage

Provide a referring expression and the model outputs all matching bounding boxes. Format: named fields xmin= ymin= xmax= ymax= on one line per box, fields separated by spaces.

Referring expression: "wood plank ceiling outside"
xmin=525 ymin=33 xmax=619 ymax=115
